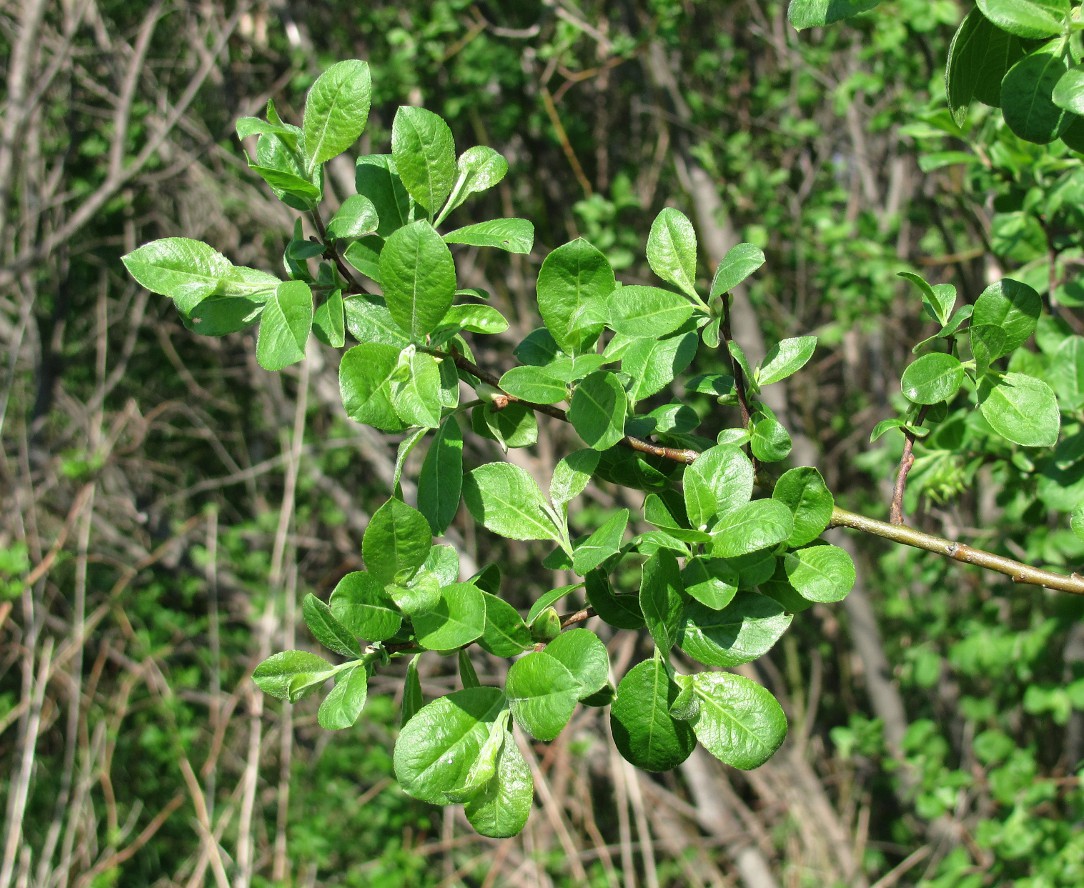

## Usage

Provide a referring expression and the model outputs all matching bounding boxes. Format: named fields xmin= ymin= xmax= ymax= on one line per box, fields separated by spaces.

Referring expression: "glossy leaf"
xmin=646 ymin=207 xmax=699 ymax=298
xmin=550 ymin=449 xmax=601 ymax=506
xmin=463 ymin=463 xmax=560 ymax=542
xmin=339 ymin=342 xmax=407 ymax=432
xmin=709 ymin=243 xmax=765 ymax=297
xmin=313 ymin=288 xmax=345 ymax=348
xmin=609 ymin=285 xmax=696 ymax=338
xmin=499 ymin=366 xmax=567 ymax=404
xmin=758 ymin=336 xmax=817 ymax=386
xmin=610 ymin=659 xmax=696 ymax=772
xmin=978 ymin=372 xmax=1061 ymax=447
xmin=1001 ymin=42 xmax=1071 ymax=144
xmin=330 ymin=571 xmax=402 ymax=642
xmin=901 ymin=353 xmax=965 ymax=405
xmin=622 ymin=332 xmax=698 ymax=401
xmin=477 ymin=592 xmax=532 ymax=657
xmin=392 ymin=106 xmax=456 ymax=214
xmin=691 ymin=672 xmax=787 ymax=769
xmin=390 ymin=348 xmax=442 ymax=429
xmin=412 ymin=582 xmax=486 ymax=651
xmin=380 ymin=221 xmax=456 ymax=341
xmin=464 ymin=733 xmax=533 ymax=838
xmin=772 ymin=467 xmax=834 ymax=547
xmin=444 ymin=219 xmax=533 ymax=253
xmin=326 ymin=195 xmax=379 ymax=240
xmin=681 ymin=558 xmax=739 ymax=610
xmin=586 ymin=570 xmax=644 ymax=630
xmin=444 ymin=145 xmax=509 ymax=216
xmin=788 ymin=0 xmax=881 ymax=29
xmin=317 ymin=664 xmax=369 ymax=730
xmin=683 ymin=444 xmax=755 ymax=530
xmin=639 ymin=550 xmax=686 ymax=653
xmin=122 ymin=237 xmax=232 ymax=301
xmin=976 ymin=0 xmax=1069 ymax=39
xmin=418 ymin=416 xmax=463 ymax=535
xmin=710 ymin=499 xmax=793 ymax=558
xmin=536 ymin=238 xmax=614 ymax=354
xmin=252 ymin=650 xmax=335 ymax=702
xmin=302 ymin=59 xmax=371 ymax=173
xmin=302 ymin=594 xmax=363 ymax=658
xmin=572 ymin=509 xmax=629 ymax=575
xmin=1053 ymin=66 xmax=1084 ymax=115
xmin=354 ymin=155 xmax=410 ymax=236
xmin=506 ymin=651 xmax=582 ymax=741
xmin=678 ymin=593 xmax=793 ymax=668
xmin=543 ymin=629 xmax=610 ymax=699
xmin=783 ymin=544 xmax=856 ymax=603
xmin=363 ymin=497 xmax=432 ymax=586
xmin=256 ymin=280 xmax=313 ymax=371
xmin=972 ymin=279 xmax=1042 ymax=356
xmin=947 ymin=8 xmax=1026 ymax=122
xmin=569 ymin=371 xmax=628 ymax=450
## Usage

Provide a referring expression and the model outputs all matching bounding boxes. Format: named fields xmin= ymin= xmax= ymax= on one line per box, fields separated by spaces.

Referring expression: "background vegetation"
xmin=2 ymin=0 xmax=1082 ymax=885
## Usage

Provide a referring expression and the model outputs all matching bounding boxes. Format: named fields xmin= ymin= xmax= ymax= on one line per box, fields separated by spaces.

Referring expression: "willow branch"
xmin=830 ymin=506 xmax=1084 ymax=596
xmin=890 ymin=405 xmax=929 ymax=525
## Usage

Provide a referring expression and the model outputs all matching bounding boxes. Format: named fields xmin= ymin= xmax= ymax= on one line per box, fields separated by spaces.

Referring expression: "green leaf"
xmin=387 ymin=574 xmax=442 ymax=617
xmin=608 ymin=285 xmax=696 ymax=338
xmin=543 ymin=629 xmax=610 ymax=698
xmin=572 ymin=509 xmax=629 ymax=575
xmin=757 ymin=336 xmax=817 ymax=386
xmin=639 ymin=550 xmax=686 ymax=653
xmin=622 ymin=332 xmax=698 ymax=401
xmin=783 ymin=544 xmax=856 ymax=603
xmin=252 ymin=651 xmax=335 ymax=702
xmin=586 ymin=570 xmax=644 ymax=629
xmin=678 ymin=593 xmax=793 ymax=668
xmin=536 ymin=239 xmax=614 ymax=354
xmin=1071 ymin=504 xmax=1084 ymax=542
xmin=463 ymin=463 xmax=561 ymax=542
xmin=418 ymin=417 xmax=463 ymax=536
xmin=380 ymin=221 xmax=457 ymax=341
xmin=978 ymin=372 xmax=1061 ymax=447
xmin=646 ymin=207 xmax=699 ymax=299
xmin=477 ymin=592 xmax=532 ymax=657
xmin=250 ymin=130 xmax=322 ymax=210
xmin=443 ymin=145 xmax=509 ymax=217
xmin=683 ymin=444 xmax=755 ymax=530
xmin=340 ymin=342 xmax=408 ymax=432
xmin=412 ymin=582 xmax=487 ymax=651
xmin=474 ymin=402 xmax=539 ymax=450
xmin=772 ymin=467 xmax=834 ymax=547
xmin=392 ymin=106 xmax=457 ymax=215
xmin=709 ymin=243 xmax=765 ymax=297
xmin=302 ymin=60 xmax=371 ymax=173
xmin=401 ymin=655 xmax=423 ymax=726
xmin=464 ymin=732 xmax=533 ymax=838
xmin=526 ymin=585 xmax=579 ymax=624
xmin=390 ymin=348 xmax=443 ymax=429
xmin=326 ymin=195 xmax=379 ymax=240
xmin=122 ymin=237 xmax=233 ymax=301
xmin=1053 ymin=66 xmax=1084 ymax=115
xmin=444 ymin=219 xmax=534 ymax=254
xmin=499 ymin=366 xmax=568 ymax=404
xmin=976 ymin=0 xmax=1069 ymax=39
xmin=788 ymin=0 xmax=881 ymax=29
xmin=550 ymin=449 xmax=601 ymax=506
xmin=710 ymin=500 xmax=794 ymax=558
xmin=506 ymin=652 xmax=582 ymax=741
xmin=344 ymin=295 xmax=412 ymax=347
xmin=255 ymin=280 xmax=312 ymax=371
xmin=318 ymin=664 xmax=369 ymax=730
xmin=569 ymin=371 xmax=628 ymax=451
xmin=972 ymin=279 xmax=1042 ymax=357
xmin=1050 ymin=336 xmax=1084 ymax=410
xmin=1001 ymin=42 xmax=1072 ymax=144
xmin=355 ymin=155 xmax=411 ymax=237
xmin=970 ymin=324 xmax=1008 ymax=377
xmin=681 ymin=558 xmax=739 ymax=610
xmin=330 ymin=571 xmax=402 ymax=642
xmin=610 ymin=659 xmax=696 ymax=771
xmin=313 ymin=288 xmax=346 ymax=348
xmin=393 ymin=687 xmax=507 ymax=804
xmin=690 ymin=672 xmax=787 ymax=769
xmin=302 ymin=594 xmax=363 ymax=658
xmin=363 ymin=498 xmax=433 ymax=586
xmin=901 ymin=353 xmax=965 ymax=405
xmin=750 ymin=413 xmax=793 ymax=463
xmin=947 ymin=9 xmax=1026 ymax=124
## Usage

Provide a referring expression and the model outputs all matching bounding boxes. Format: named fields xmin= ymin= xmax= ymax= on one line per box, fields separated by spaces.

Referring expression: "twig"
xmin=890 ymin=405 xmax=928 ymax=525
xmin=830 ymin=506 xmax=1084 ymax=595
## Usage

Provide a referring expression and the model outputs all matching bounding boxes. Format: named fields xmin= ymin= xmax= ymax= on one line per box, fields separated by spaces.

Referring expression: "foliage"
xmin=123 ymin=5 xmax=1084 ymax=846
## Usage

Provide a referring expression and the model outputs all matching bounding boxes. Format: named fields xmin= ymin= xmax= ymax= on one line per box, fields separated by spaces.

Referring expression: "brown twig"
xmin=890 ymin=405 xmax=929 ymax=525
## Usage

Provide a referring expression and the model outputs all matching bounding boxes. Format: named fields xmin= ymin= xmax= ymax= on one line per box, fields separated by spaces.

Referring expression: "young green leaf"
xmin=390 ymin=349 xmax=443 ymax=429
xmin=710 ymin=499 xmax=794 ymax=558
xmin=788 ymin=0 xmax=882 ymax=30
xmin=646 ymin=207 xmax=699 ymax=299
xmin=1053 ymin=66 xmax=1084 ymax=115
xmin=122 ymin=237 xmax=233 ymax=301
xmin=750 ymin=413 xmax=793 ymax=463
xmin=757 ymin=336 xmax=817 ymax=386
xmin=464 ymin=733 xmax=534 ymax=838
xmin=622 ymin=332 xmax=698 ymax=402
xmin=252 ymin=650 xmax=335 ymax=702
xmin=412 ymin=582 xmax=487 ymax=651
xmin=586 ymin=570 xmax=644 ymax=629
xmin=463 ymin=463 xmax=561 ymax=542
xmin=972 ymin=279 xmax=1042 ymax=357
xmin=506 ymin=652 xmax=582 ymax=741
xmin=610 ymin=659 xmax=696 ymax=772
xmin=393 ymin=687 xmax=507 ymax=805
xmin=639 ymin=550 xmax=686 ymax=653
xmin=326 ymin=195 xmax=379 ymax=241
xmin=380 ymin=221 xmax=456 ymax=341
xmin=536 ymin=238 xmax=614 ymax=354
xmin=978 ymin=372 xmax=1061 ymax=447
xmin=608 ymin=285 xmax=697 ymax=338
xmin=317 ymin=664 xmax=369 ymax=730
xmin=1001 ymin=42 xmax=1072 ymax=144
xmin=568 ymin=371 xmax=628 ymax=451
xmin=976 ymin=0 xmax=1069 ymax=40
xmin=443 ymin=145 xmax=509 ymax=217
xmin=340 ymin=342 xmax=409 ymax=432
xmin=681 ymin=558 xmax=739 ymax=610
xmin=947 ymin=8 xmax=1026 ymax=123
xmin=418 ymin=416 xmax=463 ymax=536
xmin=302 ymin=594 xmax=363 ymax=658
xmin=572 ymin=509 xmax=629 ymax=575
xmin=477 ymin=591 xmax=532 ymax=657
xmin=499 ymin=366 xmax=568 ymax=405
xmin=443 ymin=219 xmax=534 ymax=254
xmin=900 ymin=353 xmax=965 ymax=405
xmin=256 ymin=281 xmax=313 ymax=371
xmin=550 ymin=449 xmax=601 ymax=506
xmin=783 ymin=544 xmax=856 ymax=603
xmin=330 ymin=571 xmax=402 ymax=642
xmin=690 ymin=672 xmax=787 ymax=769
xmin=402 ymin=654 xmax=424 ymax=726
xmin=392 ymin=106 xmax=457 ymax=215
xmin=678 ymin=593 xmax=793 ymax=668
xmin=363 ymin=497 xmax=432 ymax=587
xmin=355 ymin=155 xmax=411 ymax=236
xmin=709 ymin=242 xmax=765 ymax=297
xmin=683 ymin=444 xmax=755 ymax=530
xmin=313 ymin=288 xmax=346 ymax=349
xmin=302 ymin=59 xmax=372 ymax=173
xmin=771 ymin=467 xmax=834 ymax=547
xmin=543 ymin=629 xmax=610 ymax=699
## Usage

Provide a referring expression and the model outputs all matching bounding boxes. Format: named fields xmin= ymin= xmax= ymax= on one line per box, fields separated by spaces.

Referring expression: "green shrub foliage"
xmin=123 ymin=0 xmax=1084 ymax=839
